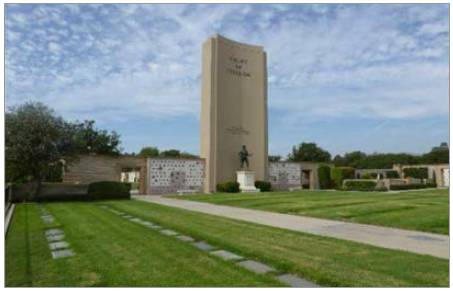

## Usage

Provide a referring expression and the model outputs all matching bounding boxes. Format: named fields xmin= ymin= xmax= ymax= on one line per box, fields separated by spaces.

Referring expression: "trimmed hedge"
xmin=403 ymin=167 xmax=428 ymax=179
xmin=386 ymin=170 xmax=399 ymax=178
xmin=389 ymin=184 xmax=427 ymax=191
xmin=255 ymin=181 xmax=271 ymax=192
xmin=360 ymin=173 xmax=373 ymax=179
xmin=317 ymin=165 xmax=332 ymax=189
xmin=425 ymin=182 xmax=437 ymax=188
xmin=87 ymin=181 xmax=131 ymax=200
xmin=344 ymin=180 xmax=377 ymax=191
xmin=370 ymin=173 xmax=378 ymax=179
xmin=216 ymin=181 xmax=240 ymax=193
xmin=331 ymin=167 xmax=355 ymax=189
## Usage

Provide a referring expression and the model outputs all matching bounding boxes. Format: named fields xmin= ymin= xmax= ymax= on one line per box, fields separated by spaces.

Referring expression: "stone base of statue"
xmin=236 ymin=171 xmax=260 ymax=193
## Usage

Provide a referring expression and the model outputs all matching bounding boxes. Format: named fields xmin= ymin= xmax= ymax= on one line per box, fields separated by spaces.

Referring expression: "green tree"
xmin=139 ymin=146 xmax=160 ymax=157
xmin=333 ymin=155 xmax=347 ymax=167
xmin=74 ymin=120 xmax=122 ymax=155
xmin=179 ymin=151 xmax=199 ymax=159
xmin=288 ymin=142 xmax=331 ymax=163
xmin=268 ymin=155 xmax=282 ymax=162
xmin=160 ymin=149 xmax=181 ymax=158
xmin=6 ymin=102 xmax=82 ymax=198
xmin=343 ymin=151 xmax=367 ymax=168
xmin=422 ymin=143 xmax=449 ymax=164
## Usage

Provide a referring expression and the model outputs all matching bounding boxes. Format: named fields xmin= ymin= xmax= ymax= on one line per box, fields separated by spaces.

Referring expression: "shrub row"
xmin=216 ymin=181 xmax=240 ymax=193
xmin=385 ymin=170 xmax=400 ymax=178
xmin=255 ymin=181 xmax=271 ymax=192
xmin=343 ymin=180 xmax=377 ymax=191
xmin=331 ymin=167 xmax=355 ymax=189
xmin=12 ymin=181 xmax=131 ymax=203
xmin=317 ymin=165 xmax=332 ymax=189
xmin=403 ymin=167 xmax=428 ymax=179
xmin=216 ymin=180 xmax=272 ymax=193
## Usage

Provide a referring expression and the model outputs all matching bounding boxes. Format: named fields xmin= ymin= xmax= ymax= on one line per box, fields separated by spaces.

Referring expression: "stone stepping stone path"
xmin=277 ymin=274 xmax=320 ymax=288
xmin=193 ymin=241 xmax=216 ymax=251
xmin=98 ymin=204 xmax=319 ymax=287
xmin=51 ymin=249 xmax=76 ymax=259
xmin=238 ymin=260 xmax=276 ymax=274
xmin=210 ymin=250 xmax=244 ymax=261
xmin=45 ymin=228 xmax=63 ymax=236
xmin=49 ymin=241 xmax=70 ymax=250
xmin=47 ymin=234 xmax=65 ymax=242
xmin=160 ymin=229 xmax=179 ymax=236
xmin=40 ymin=206 xmax=76 ymax=260
xmin=176 ymin=235 xmax=195 ymax=242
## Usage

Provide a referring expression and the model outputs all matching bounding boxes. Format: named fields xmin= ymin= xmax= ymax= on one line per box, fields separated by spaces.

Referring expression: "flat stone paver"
xmin=176 ymin=235 xmax=195 ymax=242
xmin=147 ymin=225 xmax=162 ymax=230
xmin=238 ymin=260 xmax=276 ymax=274
xmin=45 ymin=229 xmax=63 ymax=236
xmin=46 ymin=234 xmax=65 ymax=242
xmin=49 ymin=241 xmax=70 ymax=250
xmin=192 ymin=241 xmax=216 ymax=251
xmin=160 ymin=229 xmax=179 ymax=236
xmin=134 ymin=195 xmax=449 ymax=259
xmin=42 ymin=217 xmax=54 ymax=223
xmin=51 ymin=249 xmax=75 ymax=259
xmin=140 ymin=221 xmax=155 ymax=226
xmin=210 ymin=250 xmax=244 ymax=261
xmin=130 ymin=218 xmax=144 ymax=223
xmin=277 ymin=274 xmax=319 ymax=287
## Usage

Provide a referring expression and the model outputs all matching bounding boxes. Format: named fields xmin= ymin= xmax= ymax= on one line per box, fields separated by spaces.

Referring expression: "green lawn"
xmin=174 ymin=189 xmax=449 ymax=235
xmin=7 ymin=200 xmax=448 ymax=287
xmin=6 ymin=203 xmax=283 ymax=287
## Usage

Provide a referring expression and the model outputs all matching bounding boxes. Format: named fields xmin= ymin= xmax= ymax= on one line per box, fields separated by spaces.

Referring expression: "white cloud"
xmin=4 ymin=4 xmax=450 ymax=126
xmin=48 ymin=42 xmax=61 ymax=53
xmin=418 ymin=22 xmax=448 ymax=35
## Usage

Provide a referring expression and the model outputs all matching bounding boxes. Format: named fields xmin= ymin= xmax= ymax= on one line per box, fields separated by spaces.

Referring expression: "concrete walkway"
xmin=133 ymin=195 xmax=449 ymax=260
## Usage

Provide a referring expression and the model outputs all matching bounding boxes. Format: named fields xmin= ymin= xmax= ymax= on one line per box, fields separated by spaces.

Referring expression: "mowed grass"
xmin=5 ymin=203 xmax=284 ymax=287
xmin=6 ymin=200 xmax=449 ymax=287
xmin=108 ymin=200 xmax=448 ymax=287
xmin=174 ymin=189 xmax=449 ymax=234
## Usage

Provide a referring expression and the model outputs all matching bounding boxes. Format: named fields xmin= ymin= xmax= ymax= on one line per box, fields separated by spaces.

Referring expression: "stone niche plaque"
xmin=237 ymin=171 xmax=260 ymax=193
xmin=200 ymin=35 xmax=268 ymax=193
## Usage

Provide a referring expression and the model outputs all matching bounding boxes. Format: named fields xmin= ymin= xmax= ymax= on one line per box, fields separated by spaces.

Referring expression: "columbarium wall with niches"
xmin=268 ymin=162 xmax=301 ymax=190
xmin=146 ymin=158 xmax=205 ymax=194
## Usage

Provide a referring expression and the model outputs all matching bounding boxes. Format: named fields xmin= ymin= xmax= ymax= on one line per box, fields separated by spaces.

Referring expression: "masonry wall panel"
xmin=147 ymin=158 xmax=205 ymax=194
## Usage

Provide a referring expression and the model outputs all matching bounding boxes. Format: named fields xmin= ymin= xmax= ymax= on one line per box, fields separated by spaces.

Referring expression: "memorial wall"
xmin=200 ymin=35 xmax=268 ymax=193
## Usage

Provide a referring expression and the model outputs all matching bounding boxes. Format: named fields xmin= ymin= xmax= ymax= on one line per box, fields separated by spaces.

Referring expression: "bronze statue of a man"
xmin=238 ymin=145 xmax=252 ymax=170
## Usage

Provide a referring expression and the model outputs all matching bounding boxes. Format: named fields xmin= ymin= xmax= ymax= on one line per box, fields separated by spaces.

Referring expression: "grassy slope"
xmin=5 ymin=203 xmax=283 ymax=287
xmin=108 ymin=200 xmax=448 ymax=287
xmin=174 ymin=189 xmax=449 ymax=234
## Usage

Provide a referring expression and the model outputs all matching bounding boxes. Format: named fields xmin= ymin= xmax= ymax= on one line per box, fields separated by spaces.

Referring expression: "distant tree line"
xmin=137 ymin=146 xmax=198 ymax=159
xmin=269 ymin=142 xmax=449 ymax=169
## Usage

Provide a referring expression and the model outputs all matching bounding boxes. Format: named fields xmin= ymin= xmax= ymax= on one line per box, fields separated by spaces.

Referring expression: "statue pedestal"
xmin=236 ymin=171 xmax=260 ymax=193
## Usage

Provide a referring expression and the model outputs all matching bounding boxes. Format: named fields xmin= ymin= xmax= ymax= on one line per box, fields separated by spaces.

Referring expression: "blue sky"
xmin=5 ymin=4 xmax=449 ymax=157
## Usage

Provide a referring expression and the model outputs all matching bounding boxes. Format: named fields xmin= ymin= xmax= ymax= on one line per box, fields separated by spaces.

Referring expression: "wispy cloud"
xmin=5 ymin=4 xmax=449 ymax=154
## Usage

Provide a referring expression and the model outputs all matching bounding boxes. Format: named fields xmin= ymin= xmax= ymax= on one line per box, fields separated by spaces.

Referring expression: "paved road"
xmin=133 ymin=195 xmax=449 ymax=259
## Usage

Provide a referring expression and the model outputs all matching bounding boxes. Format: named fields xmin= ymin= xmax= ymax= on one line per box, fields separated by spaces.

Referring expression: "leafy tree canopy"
xmin=75 ymin=120 xmax=122 ymax=156
xmin=288 ymin=142 xmax=331 ymax=163
xmin=6 ymin=102 xmax=82 ymax=194
xmin=139 ymin=146 xmax=159 ymax=157
xmin=333 ymin=143 xmax=449 ymax=169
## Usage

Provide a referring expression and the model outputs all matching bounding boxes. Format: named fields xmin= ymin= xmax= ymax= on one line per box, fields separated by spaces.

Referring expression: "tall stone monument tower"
xmin=200 ymin=35 xmax=268 ymax=193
